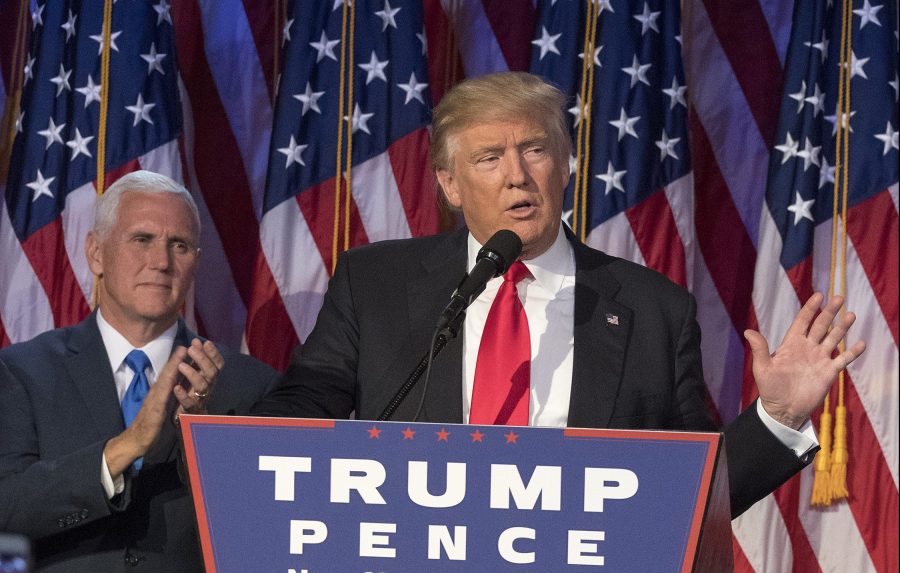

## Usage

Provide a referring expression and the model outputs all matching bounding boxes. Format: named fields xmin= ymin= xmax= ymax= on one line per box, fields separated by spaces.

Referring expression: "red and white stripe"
xmin=175 ymin=1 xmax=442 ymax=368
xmin=685 ymin=1 xmax=899 ymax=572
xmin=172 ymin=0 xmax=298 ymax=368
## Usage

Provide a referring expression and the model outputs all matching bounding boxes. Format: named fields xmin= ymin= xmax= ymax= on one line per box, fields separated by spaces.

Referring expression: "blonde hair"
xmin=430 ymin=72 xmax=571 ymax=172
xmin=93 ymin=170 xmax=200 ymax=239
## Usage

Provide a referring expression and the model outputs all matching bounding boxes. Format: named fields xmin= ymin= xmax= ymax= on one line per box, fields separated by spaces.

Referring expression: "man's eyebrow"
xmin=468 ymin=144 xmax=506 ymax=158
xmin=518 ymin=135 xmax=550 ymax=148
xmin=127 ymin=230 xmax=156 ymax=237
xmin=125 ymin=229 xmax=195 ymax=245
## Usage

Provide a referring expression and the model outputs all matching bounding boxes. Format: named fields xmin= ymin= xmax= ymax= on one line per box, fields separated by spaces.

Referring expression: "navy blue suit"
xmin=0 ymin=313 xmax=278 ymax=572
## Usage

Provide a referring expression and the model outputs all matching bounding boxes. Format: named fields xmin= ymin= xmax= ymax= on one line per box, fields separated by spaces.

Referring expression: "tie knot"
xmin=124 ymin=349 xmax=151 ymax=375
xmin=504 ymin=260 xmax=531 ymax=284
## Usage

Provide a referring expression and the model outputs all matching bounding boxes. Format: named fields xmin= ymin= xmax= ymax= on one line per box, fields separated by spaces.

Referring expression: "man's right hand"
xmin=102 ymin=347 xmax=189 ymax=479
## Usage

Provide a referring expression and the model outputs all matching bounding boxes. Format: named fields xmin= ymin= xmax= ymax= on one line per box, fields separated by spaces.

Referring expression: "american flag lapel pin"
xmin=606 ymin=313 xmax=619 ymax=326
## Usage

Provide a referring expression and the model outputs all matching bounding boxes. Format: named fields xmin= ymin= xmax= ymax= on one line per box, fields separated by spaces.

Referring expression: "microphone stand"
xmin=377 ymin=312 xmax=466 ymax=421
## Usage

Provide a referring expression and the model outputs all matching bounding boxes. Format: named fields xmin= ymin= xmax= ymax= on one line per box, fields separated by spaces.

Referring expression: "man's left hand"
xmin=173 ymin=339 xmax=224 ymax=417
xmin=745 ymin=293 xmax=866 ymax=430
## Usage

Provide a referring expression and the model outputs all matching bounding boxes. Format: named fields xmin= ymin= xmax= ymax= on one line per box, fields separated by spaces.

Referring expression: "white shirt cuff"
xmin=101 ymin=453 xmax=125 ymax=499
xmin=756 ymin=400 xmax=818 ymax=458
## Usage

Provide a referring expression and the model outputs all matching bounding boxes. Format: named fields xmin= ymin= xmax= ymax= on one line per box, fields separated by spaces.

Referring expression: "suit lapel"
xmin=567 ymin=238 xmax=633 ymax=429
xmin=65 ymin=313 xmax=127 ymax=440
xmin=405 ymin=229 xmax=468 ymax=423
xmin=389 ymin=228 xmax=634 ymax=428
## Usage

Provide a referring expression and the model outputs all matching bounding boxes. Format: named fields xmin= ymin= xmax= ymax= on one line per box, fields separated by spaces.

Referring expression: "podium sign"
xmin=181 ymin=416 xmax=731 ymax=572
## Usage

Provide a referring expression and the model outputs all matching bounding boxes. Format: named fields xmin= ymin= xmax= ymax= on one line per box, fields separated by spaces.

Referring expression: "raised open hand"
xmin=744 ymin=293 xmax=866 ymax=430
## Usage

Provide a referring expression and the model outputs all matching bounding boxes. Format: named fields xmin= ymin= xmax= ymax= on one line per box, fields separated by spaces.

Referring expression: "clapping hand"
xmin=103 ymin=341 xmax=224 ymax=478
xmin=172 ymin=339 xmax=224 ymax=417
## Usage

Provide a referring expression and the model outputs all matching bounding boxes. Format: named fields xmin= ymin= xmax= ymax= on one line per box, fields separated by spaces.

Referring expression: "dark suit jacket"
xmin=0 ymin=313 xmax=278 ymax=572
xmin=253 ymin=228 xmax=813 ymax=518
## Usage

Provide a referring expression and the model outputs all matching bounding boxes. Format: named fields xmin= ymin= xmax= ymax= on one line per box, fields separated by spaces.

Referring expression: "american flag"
xmin=531 ymin=0 xmax=694 ymax=291
xmin=719 ymin=1 xmax=899 ymax=570
xmin=1 ymin=0 xmax=184 ymax=346
xmin=253 ymin=0 xmax=439 ymax=367
xmin=1 ymin=1 xmax=896 ymax=570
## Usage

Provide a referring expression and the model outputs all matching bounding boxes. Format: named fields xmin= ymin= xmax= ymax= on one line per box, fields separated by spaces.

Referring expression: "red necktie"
xmin=470 ymin=261 xmax=532 ymax=425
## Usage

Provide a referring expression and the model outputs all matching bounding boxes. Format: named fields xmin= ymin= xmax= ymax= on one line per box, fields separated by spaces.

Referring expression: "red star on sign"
xmin=367 ymin=426 xmax=382 ymax=439
xmin=470 ymin=430 xmax=485 ymax=442
xmin=402 ymin=427 xmax=416 ymax=440
xmin=436 ymin=428 xmax=450 ymax=442
xmin=504 ymin=431 xmax=519 ymax=444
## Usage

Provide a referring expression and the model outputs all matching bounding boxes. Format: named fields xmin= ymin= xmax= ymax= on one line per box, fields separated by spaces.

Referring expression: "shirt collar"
xmin=466 ymin=225 xmax=575 ymax=293
xmin=96 ymin=309 xmax=178 ymax=376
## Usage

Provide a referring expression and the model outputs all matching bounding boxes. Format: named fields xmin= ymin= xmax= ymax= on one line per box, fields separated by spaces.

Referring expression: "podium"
xmin=181 ymin=416 xmax=733 ymax=572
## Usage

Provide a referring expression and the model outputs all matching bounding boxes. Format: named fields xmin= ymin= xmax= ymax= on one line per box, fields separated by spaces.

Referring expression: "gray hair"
xmin=430 ymin=72 xmax=572 ymax=172
xmin=93 ymin=170 xmax=201 ymax=239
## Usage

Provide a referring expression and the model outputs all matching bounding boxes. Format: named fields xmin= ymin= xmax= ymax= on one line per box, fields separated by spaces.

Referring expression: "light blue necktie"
xmin=121 ymin=349 xmax=150 ymax=470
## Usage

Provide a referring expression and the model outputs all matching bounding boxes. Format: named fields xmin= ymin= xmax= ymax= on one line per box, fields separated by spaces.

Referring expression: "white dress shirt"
xmin=462 ymin=226 xmax=576 ymax=427
xmin=96 ymin=310 xmax=177 ymax=497
xmin=460 ymin=227 xmax=817 ymax=456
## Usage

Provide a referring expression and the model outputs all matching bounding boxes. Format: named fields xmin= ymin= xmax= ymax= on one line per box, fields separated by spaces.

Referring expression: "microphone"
xmin=379 ymin=230 xmax=521 ymax=422
xmin=435 ymin=229 xmax=523 ymax=332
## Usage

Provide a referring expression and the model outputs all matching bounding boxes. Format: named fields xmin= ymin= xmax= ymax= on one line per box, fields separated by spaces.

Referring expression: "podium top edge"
xmin=179 ymin=415 xmax=722 ymax=444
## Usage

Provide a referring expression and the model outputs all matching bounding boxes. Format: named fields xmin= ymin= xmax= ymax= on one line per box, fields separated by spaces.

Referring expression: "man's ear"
xmin=560 ymin=164 xmax=572 ymax=189
xmin=557 ymin=151 xmax=572 ymax=189
xmin=85 ymin=231 xmax=103 ymax=277
xmin=435 ymin=169 xmax=462 ymax=209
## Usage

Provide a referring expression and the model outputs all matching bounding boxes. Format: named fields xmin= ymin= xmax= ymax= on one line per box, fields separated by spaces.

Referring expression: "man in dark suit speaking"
xmin=0 ymin=171 xmax=277 ymax=571
xmin=251 ymin=72 xmax=866 ymax=519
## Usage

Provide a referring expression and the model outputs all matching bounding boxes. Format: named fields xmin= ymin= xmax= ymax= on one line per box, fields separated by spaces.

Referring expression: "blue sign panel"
xmin=181 ymin=416 xmax=720 ymax=572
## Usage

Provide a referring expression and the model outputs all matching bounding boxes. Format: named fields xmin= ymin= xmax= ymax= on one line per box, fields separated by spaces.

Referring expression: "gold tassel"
xmin=811 ymin=408 xmax=833 ymax=506
xmin=830 ymin=405 xmax=849 ymax=499
xmin=811 ymin=0 xmax=853 ymax=509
